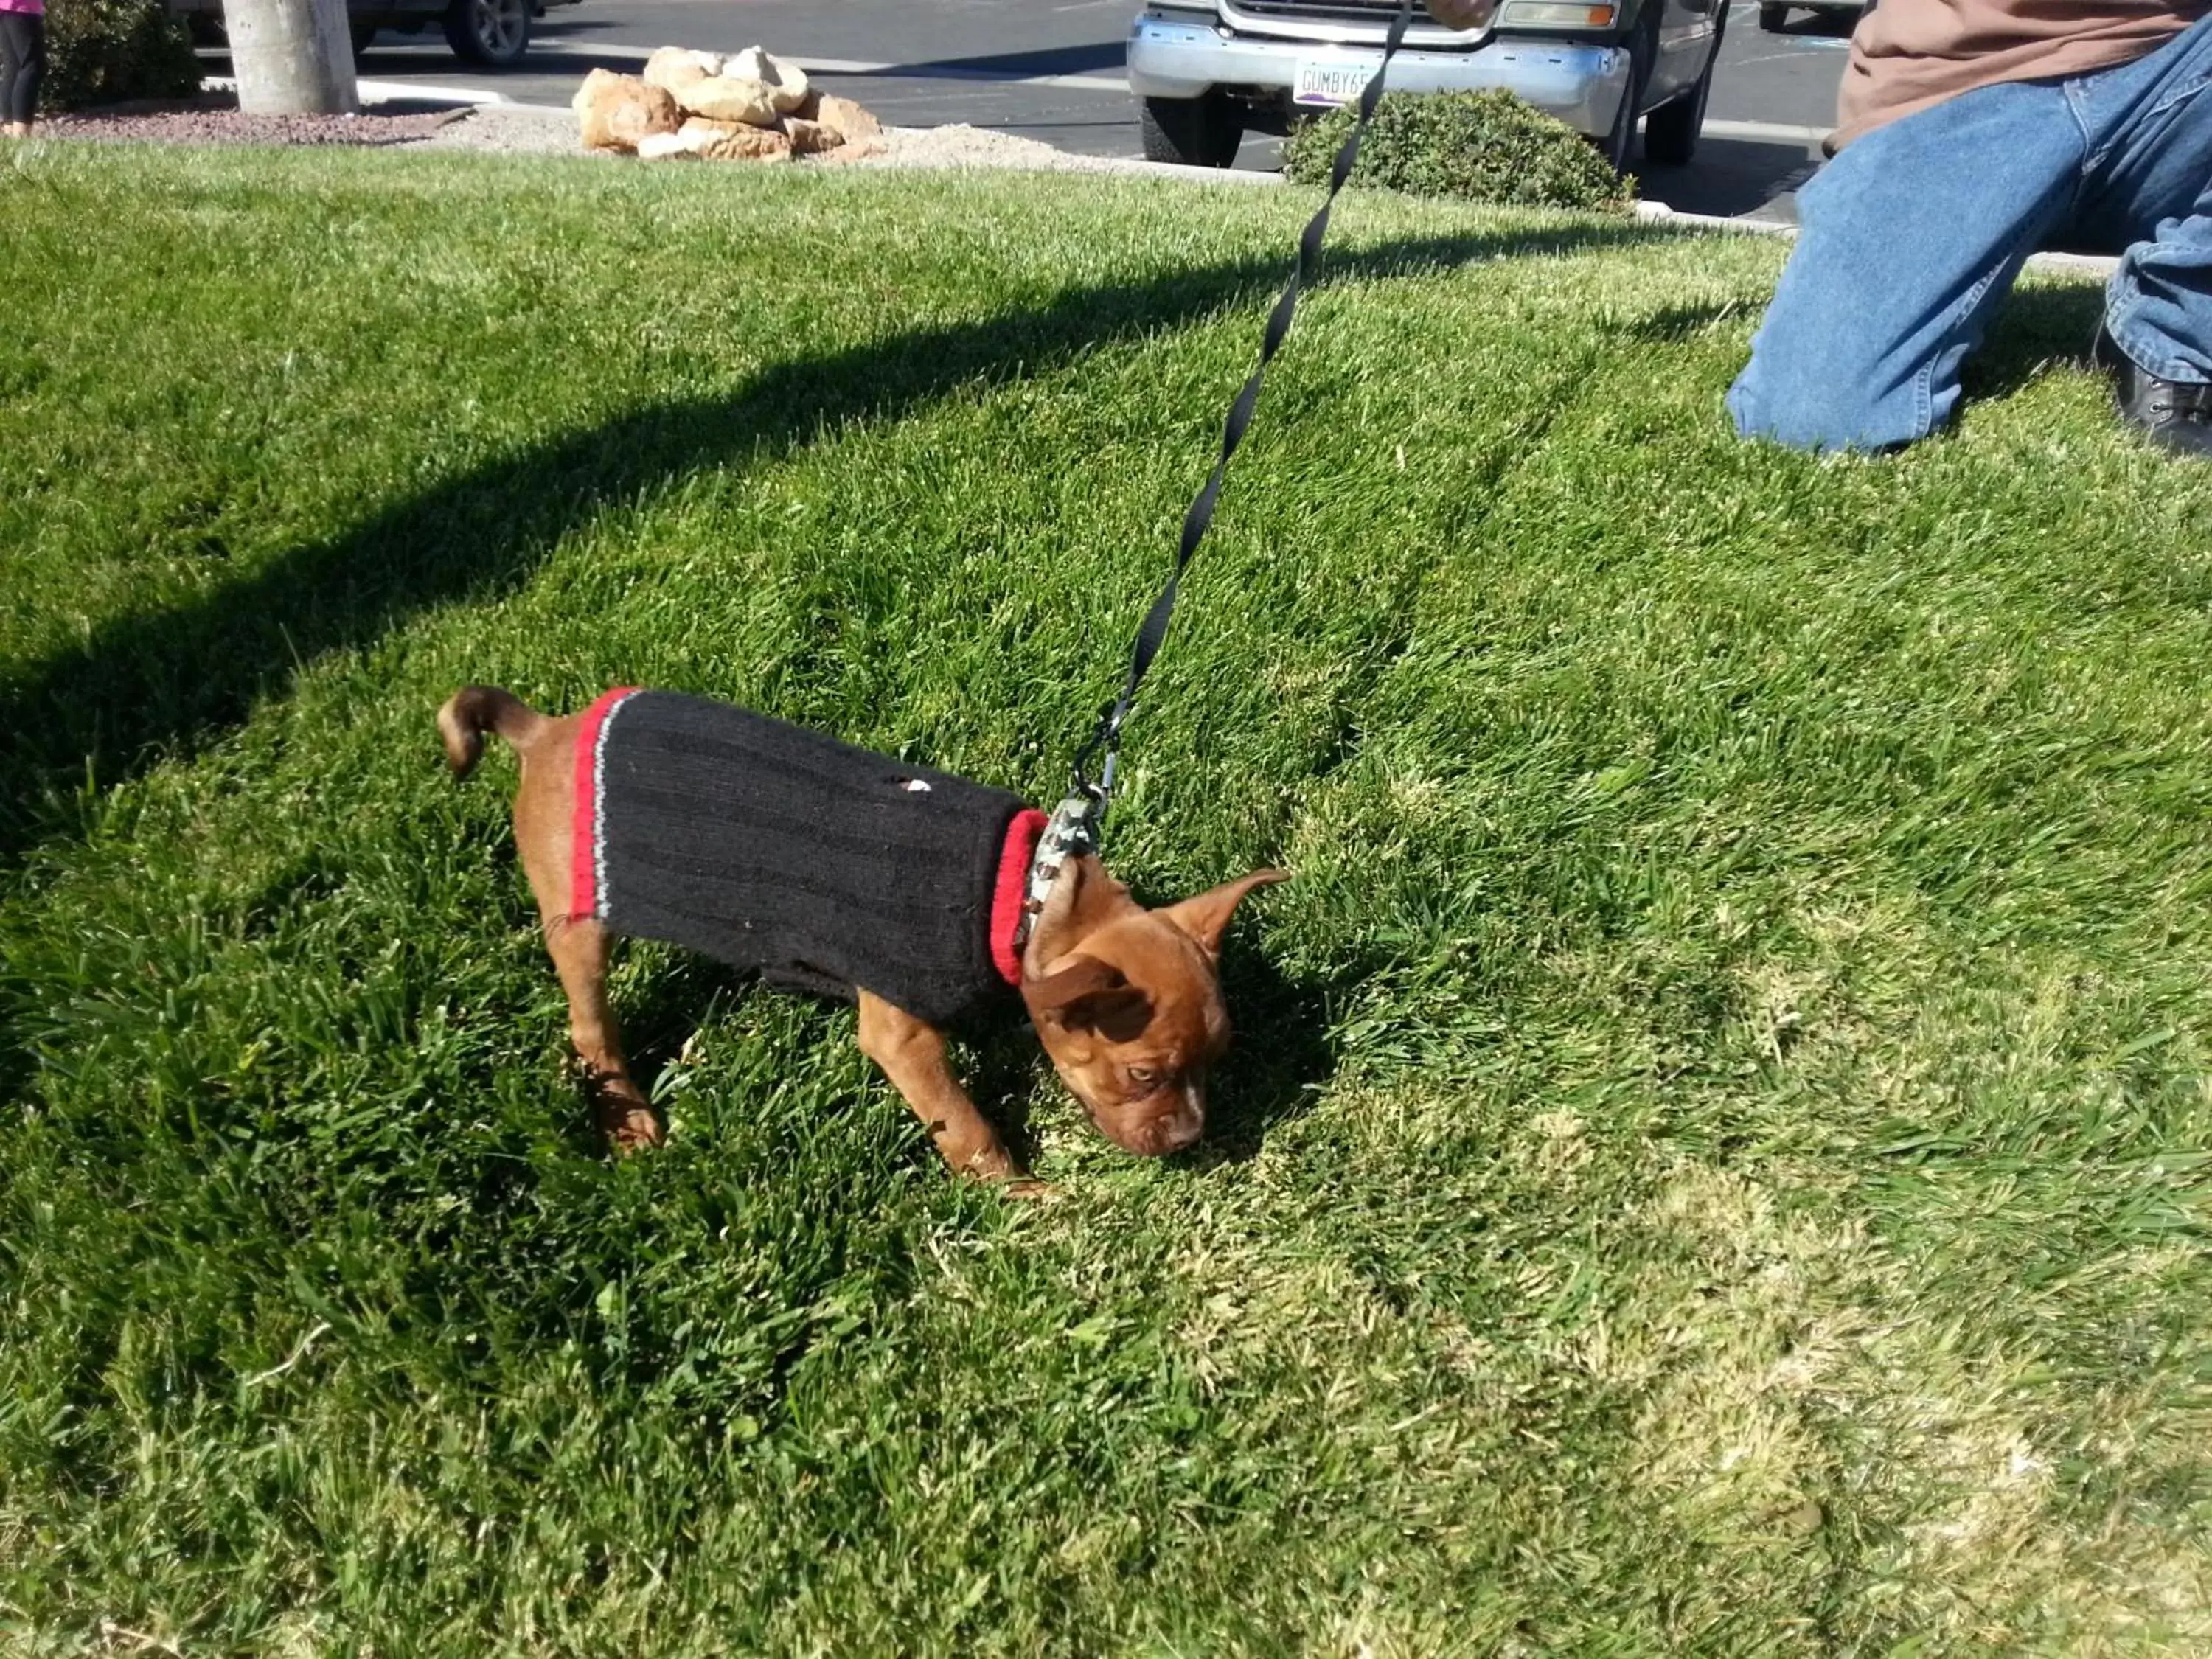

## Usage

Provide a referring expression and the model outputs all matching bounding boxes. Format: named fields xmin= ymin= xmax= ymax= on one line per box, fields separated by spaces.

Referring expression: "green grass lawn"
xmin=2 ymin=140 xmax=2208 ymax=1655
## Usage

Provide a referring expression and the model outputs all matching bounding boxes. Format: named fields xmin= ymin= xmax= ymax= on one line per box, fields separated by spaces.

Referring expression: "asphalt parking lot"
xmin=337 ymin=0 xmax=1859 ymax=221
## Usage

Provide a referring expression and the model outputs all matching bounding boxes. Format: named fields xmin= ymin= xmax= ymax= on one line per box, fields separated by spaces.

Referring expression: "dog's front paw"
xmin=603 ymin=1105 xmax=664 ymax=1155
xmin=1000 ymin=1177 xmax=1063 ymax=1203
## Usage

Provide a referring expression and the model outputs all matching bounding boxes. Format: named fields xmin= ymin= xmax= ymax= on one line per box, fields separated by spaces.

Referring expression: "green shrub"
xmin=42 ymin=0 xmax=201 ymax=111
xmin=1282 ymin=88 xmax=1632 ymax=213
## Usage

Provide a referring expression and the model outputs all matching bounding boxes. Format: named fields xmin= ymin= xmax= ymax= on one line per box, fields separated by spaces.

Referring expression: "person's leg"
xmin=1728 ymin=79 xmax=2081 ymax=452
xmin=2066 ymin=16 xmax=2212 ymax=385
xmin=0 ymin=14 xmax=27 ymax=136
xmin=14 ymin=13 xmax=42 ymax=132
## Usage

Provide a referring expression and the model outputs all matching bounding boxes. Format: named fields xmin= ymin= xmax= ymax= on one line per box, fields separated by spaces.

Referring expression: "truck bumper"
xmin=1127 ymin=12 xmax=1631 ymax=138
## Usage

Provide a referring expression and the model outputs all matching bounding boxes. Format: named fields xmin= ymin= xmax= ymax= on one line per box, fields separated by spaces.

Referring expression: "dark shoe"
xmin=2095 ymin=325 xmax=2212 ymax=458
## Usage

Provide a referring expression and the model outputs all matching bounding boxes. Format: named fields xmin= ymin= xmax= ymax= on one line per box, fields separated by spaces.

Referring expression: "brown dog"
xmin=437 ymin=685 xmax=1282 ymax=1186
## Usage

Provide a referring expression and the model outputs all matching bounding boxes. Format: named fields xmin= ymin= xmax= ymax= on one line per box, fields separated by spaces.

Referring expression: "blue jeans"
xmin=1728 ymin=13 xmax=2212 ymax=451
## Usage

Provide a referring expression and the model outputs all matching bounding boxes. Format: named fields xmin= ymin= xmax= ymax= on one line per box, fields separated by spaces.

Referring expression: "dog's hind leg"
xmin=545 ymin=914 xmax=661 ymax=1152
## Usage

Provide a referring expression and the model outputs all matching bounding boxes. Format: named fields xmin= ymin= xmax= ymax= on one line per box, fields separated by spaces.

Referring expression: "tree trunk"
xmin=225 ymin=0 xmax=358 ymax=115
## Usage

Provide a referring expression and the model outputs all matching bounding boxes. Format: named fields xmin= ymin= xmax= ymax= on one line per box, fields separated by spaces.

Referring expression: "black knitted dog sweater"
xmin=571 ymin=689 xmax=1046 ymax=1026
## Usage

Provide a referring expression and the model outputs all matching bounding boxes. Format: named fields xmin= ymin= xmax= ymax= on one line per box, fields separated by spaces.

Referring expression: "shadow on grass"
xmin=1610 ymin=279 xmax=2106 ymax=420
xmin=0 ymin=218 xmax=1676 ymax=869
xmin=1610 ymin=298 xmax=1756 ymax=343
xmin=1966 ymin=280 xmax=2105 ymax=403
xmin=558 ymin=936 xmax=1351 ymax=1174
xmin=1195 ymin=941 xmax=1356 ymax=1162
xmin=945 ymin=939 xmax=1349 ymax=1173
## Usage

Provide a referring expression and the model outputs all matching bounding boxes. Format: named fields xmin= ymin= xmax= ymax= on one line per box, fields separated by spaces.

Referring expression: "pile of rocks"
xmin=573 ymin=46 xmax=885 ymax=164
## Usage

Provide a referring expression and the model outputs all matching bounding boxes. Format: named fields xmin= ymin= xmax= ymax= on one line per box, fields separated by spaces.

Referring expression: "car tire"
xmin=442 ymin=0 xmax=530 ymax=66
xmin=1139 ymin=94 xmax=1243 ymax=169
xmin=350 ymin=19 xmax=380 ymax=58
xmin=1643 ymin=0 xmax=1725 ymax=165
xmin=1593 ymin=0 xmax=1657 ymax=174
xmin=1759 ymin=2 xmax=1790 ymax=29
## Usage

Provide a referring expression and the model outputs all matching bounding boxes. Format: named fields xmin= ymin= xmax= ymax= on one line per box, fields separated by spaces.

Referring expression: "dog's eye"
xmin=1126 ymin=1066 xmax=1161 ymax=1091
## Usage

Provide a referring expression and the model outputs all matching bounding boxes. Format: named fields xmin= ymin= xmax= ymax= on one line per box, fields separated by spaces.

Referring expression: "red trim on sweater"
xmin=570 ymin=688 xmax=639 ymax=922
xmin=990 ymin=808 xmax=1048 ymax=987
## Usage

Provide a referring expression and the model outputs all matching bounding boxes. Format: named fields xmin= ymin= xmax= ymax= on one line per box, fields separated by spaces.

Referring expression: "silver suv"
xmin=1127 ymin=0 xmax=1728 ymax=173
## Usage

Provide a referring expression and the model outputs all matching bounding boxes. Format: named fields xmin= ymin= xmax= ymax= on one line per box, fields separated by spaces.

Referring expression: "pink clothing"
xmin=0 ymin=0 xmax=45 ymax=16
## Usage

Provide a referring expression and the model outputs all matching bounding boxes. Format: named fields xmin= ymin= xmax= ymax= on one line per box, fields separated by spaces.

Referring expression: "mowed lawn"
xmin=1 ymin=139 xmax=2208 ymax=1655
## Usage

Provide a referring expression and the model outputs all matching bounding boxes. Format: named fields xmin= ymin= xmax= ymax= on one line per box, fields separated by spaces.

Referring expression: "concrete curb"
xmin=1139 ymin=160 xmax=1283 ymax=186
xmin=355 ymin=77 xmax=512 ymax=106
xmin=1634 ymin=199 xmax=1793 ymax=236
xmin=1634 ymin=200 xmax=2118 ymax=279
xmin=2018 ymin=248 xmax=2123 ymax=279
xmin=201 ymin=74 xmax=514 ymax=107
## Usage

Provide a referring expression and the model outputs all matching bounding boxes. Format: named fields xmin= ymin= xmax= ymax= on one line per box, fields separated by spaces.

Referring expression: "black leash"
xmin=1065 ymin=0 xmax=1417 ymax=826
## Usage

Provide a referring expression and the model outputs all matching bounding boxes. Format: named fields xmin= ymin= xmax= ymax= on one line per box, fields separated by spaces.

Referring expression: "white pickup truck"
xmin=1127 ymin=0 xmax=1728 ymax=173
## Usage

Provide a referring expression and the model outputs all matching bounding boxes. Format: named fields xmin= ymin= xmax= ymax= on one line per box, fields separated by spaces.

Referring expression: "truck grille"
xmin=1233 ymin=0 xmax=1412 ymax=18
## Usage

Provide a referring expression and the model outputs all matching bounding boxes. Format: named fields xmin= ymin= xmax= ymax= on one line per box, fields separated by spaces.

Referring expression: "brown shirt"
xmin=1833 ymin=0 xmax=2208 ymax=149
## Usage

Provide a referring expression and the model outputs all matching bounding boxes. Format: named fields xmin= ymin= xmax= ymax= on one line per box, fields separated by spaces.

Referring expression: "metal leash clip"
xmin=1070 ymin=696 xmax=1125 ymax=817
xmin=1006 ymin=788 xmax=1097 ymax=990
xmin=1026 ymin=790 xmax=1102 ymax=923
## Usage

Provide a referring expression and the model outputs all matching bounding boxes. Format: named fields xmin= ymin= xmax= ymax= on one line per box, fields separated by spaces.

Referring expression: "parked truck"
xmin=1127 ymin=0 xmax=1729 ymax=173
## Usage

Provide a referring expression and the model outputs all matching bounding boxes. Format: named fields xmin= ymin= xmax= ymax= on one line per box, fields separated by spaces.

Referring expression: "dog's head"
xmin=1019 ymin=855 xmax=1286 ymax=1156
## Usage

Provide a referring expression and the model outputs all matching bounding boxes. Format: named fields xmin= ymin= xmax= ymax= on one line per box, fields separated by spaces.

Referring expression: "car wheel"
xmin=442 ymin=0 xmax=529 ymax=67
xmin=1759 ymin=2 xmax=1790 ymax=28
xmin=349 ymin=19 xmax=380 ymax=58
xmin=1593 ymin=0 xmax=1657 ymax=174
xmin=1139 ymin=94 xmax=1243 ymax=169
xmin=1643 ymin=0 xmax=1725 ymax=165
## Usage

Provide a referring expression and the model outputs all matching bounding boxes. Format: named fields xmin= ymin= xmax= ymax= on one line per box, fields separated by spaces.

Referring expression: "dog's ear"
xmin=1025 ymin=956 xmax=1155 ymax=1041
xmin=1023 ymin=854 xmax=1139 ymax=972
xmin=1155 ymin=868 xmax=1290 ymax=961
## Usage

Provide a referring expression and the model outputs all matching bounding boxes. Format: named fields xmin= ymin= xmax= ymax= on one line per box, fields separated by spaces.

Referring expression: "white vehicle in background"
xmin=1127 ymin=0 xmax=1729 ymax=173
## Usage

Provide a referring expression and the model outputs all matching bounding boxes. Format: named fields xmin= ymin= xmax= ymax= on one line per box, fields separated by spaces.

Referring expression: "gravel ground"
xmin=846 ymin=123 xmax=1149 ymax=176
xmin=415 ymin=105 xmax=1170 ymax=178
xmin=43 ymin=91 xmax=465 ymax=147
xmin=408 ymin=102 xmax=604 ymax=158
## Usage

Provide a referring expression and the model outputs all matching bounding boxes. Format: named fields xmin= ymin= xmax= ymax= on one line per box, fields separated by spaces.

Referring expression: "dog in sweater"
xmin=438 ymin=686 xmax=1284 ymax=1185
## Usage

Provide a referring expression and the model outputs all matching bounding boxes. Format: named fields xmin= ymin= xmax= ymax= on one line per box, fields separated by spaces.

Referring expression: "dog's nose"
xmin=1146 ymin=1087 xmax=1203 ymax=1155
xmin=1153 ymin=1118 xmax=1201 ymax=1155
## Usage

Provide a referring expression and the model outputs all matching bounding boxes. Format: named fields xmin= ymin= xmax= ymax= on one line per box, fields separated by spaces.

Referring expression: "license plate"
xmin=1293 ymin=56 xmax=1380 ymax=108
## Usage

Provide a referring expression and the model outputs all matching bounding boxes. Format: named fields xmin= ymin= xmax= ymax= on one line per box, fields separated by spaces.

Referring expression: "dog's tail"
xmin=437 ymin=686 xmax=547 ymax=780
